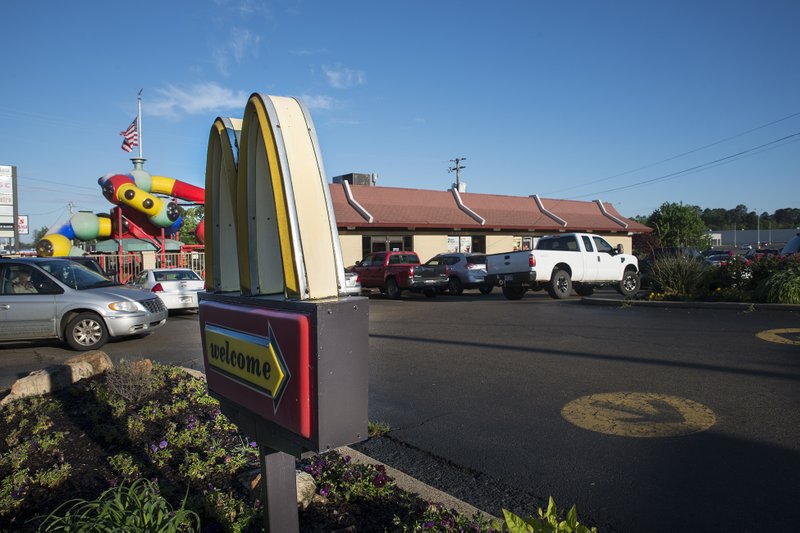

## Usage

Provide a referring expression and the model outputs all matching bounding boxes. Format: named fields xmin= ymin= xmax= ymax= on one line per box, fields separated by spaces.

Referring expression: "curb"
xmin=581 ymin=297 xmax=800 ymax=312
xmin=339 ymin=446 xmax=499 ymax=522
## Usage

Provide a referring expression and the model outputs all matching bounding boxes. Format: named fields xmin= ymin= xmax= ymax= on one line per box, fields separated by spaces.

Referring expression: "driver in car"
xmin=12 ymin=269 xmax=37 ymax=293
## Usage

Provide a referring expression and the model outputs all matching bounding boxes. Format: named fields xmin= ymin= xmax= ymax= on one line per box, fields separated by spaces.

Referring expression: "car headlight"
xmin=108 ymin=301 xmax=139 ymax=312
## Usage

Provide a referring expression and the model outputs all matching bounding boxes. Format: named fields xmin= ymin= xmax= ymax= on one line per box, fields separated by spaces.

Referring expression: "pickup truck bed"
xmin=352 ymin=251 xmax=448 ymax=299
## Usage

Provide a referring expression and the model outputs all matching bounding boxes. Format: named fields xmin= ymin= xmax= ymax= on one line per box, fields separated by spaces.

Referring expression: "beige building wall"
xmin=413 ymin=235 xmax=449 ymax=261
xmin=486 ymin=235 xmax=517 ymax=254
xmin=338 ymin=234 xmax=363 ymax=268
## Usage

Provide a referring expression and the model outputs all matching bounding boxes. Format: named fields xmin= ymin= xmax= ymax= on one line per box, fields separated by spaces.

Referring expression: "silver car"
xmin=0 ymin=258 xmax=167 ymax=350
xmin=431 ymin=253 xmax=494 ymax=295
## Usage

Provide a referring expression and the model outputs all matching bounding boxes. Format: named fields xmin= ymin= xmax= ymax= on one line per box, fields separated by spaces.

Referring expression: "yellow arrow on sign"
xmin=204 ymin=323 xmax=290 ymax=411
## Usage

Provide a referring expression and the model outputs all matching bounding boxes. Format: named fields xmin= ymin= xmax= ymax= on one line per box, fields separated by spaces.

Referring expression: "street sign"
xmin=17 ymin=215 xmax=28 ymax=235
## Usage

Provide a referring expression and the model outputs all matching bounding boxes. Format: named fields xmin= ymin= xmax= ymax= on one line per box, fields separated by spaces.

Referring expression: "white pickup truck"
xmin=486 ymin=233 xmax=640 ymax=300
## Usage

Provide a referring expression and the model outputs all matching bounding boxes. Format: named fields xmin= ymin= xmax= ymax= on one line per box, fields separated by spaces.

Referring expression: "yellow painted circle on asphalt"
xmin=561 ymin=392 xmax=716 ymax=438
xmin=756 ymin=328 xmax=800 ymax=346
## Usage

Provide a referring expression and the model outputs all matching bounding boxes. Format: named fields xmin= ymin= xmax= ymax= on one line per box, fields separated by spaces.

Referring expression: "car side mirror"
xmin=355 ymin=260 xmax=362 ymax=267
xmin=616 ymin=244 xmax=624 ymax=255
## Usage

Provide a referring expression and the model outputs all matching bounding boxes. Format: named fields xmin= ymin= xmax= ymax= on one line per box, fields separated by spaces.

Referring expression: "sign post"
xmin=200 ymin=96 xmax=368 ymax=532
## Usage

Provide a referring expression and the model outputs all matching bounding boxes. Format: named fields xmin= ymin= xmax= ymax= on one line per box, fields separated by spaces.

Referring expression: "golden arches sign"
xmin=205 ymin=95 xmax=345 ymax=300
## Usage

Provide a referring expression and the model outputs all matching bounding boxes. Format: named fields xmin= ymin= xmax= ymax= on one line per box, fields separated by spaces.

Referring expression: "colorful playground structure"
xmin=37 ymin=163 xmax=205 ymax=257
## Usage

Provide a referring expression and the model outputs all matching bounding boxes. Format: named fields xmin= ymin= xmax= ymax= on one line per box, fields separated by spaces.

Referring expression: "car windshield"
xmin=38 ymin=260 xmax=116 ymax=290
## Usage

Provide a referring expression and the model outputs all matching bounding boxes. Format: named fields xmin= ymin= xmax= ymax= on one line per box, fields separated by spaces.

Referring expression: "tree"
xmin=647 ymin=202 xmax=710 ymax=249
xmin=178 ymin=206 xmax=204 ymax=245
xmin=32 ymin=226 xmax=49 ymax=249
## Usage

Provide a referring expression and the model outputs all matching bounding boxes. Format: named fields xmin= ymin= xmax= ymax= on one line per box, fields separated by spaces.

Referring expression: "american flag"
xmin=120 ymin=118 xmax=139 ymax=152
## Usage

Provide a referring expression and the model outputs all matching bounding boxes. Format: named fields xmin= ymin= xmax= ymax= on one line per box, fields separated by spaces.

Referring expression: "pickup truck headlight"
xmin=108 ymin=301 xmax=139 ymax=312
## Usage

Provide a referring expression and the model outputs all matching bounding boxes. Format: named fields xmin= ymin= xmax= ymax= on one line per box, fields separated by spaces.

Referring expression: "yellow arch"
xmin=204 ymin=117 xmax=242 ymax=292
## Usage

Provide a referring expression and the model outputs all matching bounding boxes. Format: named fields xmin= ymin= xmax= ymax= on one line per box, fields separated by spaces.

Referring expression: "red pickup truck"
xmin=351 ymin=251 xmax=448 ymax=299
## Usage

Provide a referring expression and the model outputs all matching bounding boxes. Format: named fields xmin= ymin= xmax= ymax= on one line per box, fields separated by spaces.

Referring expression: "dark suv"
xmin=428 ymin=253 xmax=493 ymax=295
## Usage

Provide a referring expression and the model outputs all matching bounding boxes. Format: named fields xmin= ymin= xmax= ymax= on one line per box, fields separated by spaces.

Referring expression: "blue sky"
xmin=1 ymin=0 xmax=798 ymax=237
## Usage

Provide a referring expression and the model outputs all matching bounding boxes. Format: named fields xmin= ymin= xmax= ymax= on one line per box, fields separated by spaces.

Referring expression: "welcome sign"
xmin=204 ymin=323 xmax=290 ymax=410
xmin=200 ymin=93 xmax=367 ymax=457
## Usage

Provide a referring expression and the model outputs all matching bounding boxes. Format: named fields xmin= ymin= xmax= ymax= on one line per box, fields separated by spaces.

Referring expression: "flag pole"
xmin=131 ymin=89 xmax=145 ymax=172
xmin=137 ymin=89 xmax=143 ymax=159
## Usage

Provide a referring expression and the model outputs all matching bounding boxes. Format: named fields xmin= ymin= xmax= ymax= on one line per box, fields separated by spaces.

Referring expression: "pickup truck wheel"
xmin=574 ymin=284 xmax=594 ymax=296
xmin=548 ymin=269 xmax=572 ymax=299
xmin=617 ymin=270 xmax=640 ymax=297
xmin=479 ymin=286 xmax=493 ymax=295
xmin=385 ymin=278 xmax=402 ymax=299
xmin=448 ymin=277 xmax=464 ymax=295
xmin=502 ymin=285 xmax=526 ymax=300
xmin=65 ymin=312 xmax=108 ymax=351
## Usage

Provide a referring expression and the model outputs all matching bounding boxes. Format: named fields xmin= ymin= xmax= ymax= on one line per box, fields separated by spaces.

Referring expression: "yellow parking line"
xmin=756 ymin=328 xmax=800 ymax=346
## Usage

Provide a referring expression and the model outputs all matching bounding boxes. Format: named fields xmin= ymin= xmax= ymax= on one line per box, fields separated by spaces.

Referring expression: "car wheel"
xmin=479 ymin=285 xmax=494 ymax=295
xmin=448 ymin=277 xmax=464 ymax=295
xmin=65 ymin=312 xmax=109 ymax=351
xmin=385 ymin=278 xmax=402 ymax=299
xmin=547 ymin=269 xmax=572 ymax=299
xmin=501 ymin=285 xmax=526 ymax=300
xmin=617 ymin=270 xmax=640 ymax=297
xmin=574 ymin=284 xmax=594 ymax=296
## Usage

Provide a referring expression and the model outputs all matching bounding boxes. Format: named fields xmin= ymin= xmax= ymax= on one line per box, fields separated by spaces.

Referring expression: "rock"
xmin=296 ymin=471 xmax=317 ymax=510
xmin=180 ymin=367 xmax=206 ymax=380
xmin=237 ymin=468 xmax=318 ymax=510
xmin=1 ymin=361 xmax=95 ymax=406
xmin=65 ymin=350 xmax=113 ymax=374
xmin=129 ymin=359 xmax=153 ymax=375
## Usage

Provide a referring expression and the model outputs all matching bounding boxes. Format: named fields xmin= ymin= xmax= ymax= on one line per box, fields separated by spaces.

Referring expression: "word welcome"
xmin=204 ymin=323 xmax=288 ymax=402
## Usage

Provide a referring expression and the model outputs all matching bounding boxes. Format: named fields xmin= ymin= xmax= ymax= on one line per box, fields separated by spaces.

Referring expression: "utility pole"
xmin=448 ymin=157 xmax=466 ymax=190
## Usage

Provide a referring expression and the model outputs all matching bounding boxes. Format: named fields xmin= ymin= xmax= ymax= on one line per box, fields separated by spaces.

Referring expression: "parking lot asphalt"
xmin=2 ymin=290 xmax=799 ymax=531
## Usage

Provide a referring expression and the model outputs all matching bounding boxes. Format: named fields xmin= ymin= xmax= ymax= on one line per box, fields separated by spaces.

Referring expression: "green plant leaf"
xmin=503 ymin=508 xmax=537 ymax=533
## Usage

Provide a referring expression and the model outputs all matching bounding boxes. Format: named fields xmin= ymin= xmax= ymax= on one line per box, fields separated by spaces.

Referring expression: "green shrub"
xmin=37 ymin=478 xmax=200 ymax=532
xmin=755 ymin=265 xmax=800 ymax=304
xmin=649 ymin=255 xmax=710 ymax=298
xmin=503 ymin=497 xmax=596 ymax=533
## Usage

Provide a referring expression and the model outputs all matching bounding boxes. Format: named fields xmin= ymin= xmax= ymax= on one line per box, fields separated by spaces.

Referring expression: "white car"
xmin=131 ymin=268 xmax=205 ymax=311
xmin=343 ymin=270 xmax=362 ymax=296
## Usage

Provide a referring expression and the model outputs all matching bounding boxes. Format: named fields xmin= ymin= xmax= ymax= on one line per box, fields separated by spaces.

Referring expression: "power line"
xmin=546 ymin=110 xmax=800 ymax=195
xmin=567 ymin=131 xmax=800 ymax=200
xmin=18 ymin=175 xmax=98 ymax=192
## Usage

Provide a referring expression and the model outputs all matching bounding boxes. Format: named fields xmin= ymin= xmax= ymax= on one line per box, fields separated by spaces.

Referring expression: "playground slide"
xmin=37 ymin=169 xmax=205 ymax=257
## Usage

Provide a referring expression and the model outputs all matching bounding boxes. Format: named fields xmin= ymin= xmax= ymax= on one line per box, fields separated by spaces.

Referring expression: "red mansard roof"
xmin=329 ymin=183 xmax=651 ymax=233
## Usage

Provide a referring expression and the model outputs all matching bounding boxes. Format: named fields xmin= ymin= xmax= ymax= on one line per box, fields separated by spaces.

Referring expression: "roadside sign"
xmin=17 ymin=215 xmax=28 ymax=235
xmin=200 ymin=95 xmax=368 ymax=532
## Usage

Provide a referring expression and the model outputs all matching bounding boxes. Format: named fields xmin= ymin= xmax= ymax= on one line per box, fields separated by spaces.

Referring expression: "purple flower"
xmin=150 ymin=444 xmax=158 ymax=453
xmin=249 ymin=441 xmax=257 ymax=448
xmin=344 ymin=455 xmax=351 ymax=464
xmin=319 ymin=485 xmax=331 ymax=497
xmin=159 ymin=440 xmax=168 ymax=449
